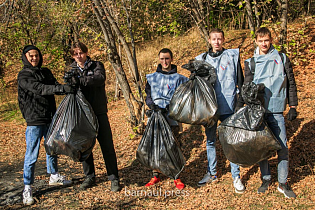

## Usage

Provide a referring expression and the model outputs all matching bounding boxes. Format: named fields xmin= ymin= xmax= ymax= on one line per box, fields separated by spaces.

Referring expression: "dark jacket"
xmin=69 ymin=57 xmax=108 ymax=115
xmin=18 ymin=46 xmax=64 ymax=126
xmin=243 ymin=48 xmax=298 ymax=108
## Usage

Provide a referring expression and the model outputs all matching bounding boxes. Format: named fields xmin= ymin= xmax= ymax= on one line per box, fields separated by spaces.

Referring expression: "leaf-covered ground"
xmin=1 ymin=19 xmax=315 ymax=209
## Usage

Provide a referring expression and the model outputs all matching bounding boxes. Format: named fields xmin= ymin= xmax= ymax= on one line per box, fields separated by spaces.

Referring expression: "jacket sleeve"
xmin=145 ymin=82 xmax=154 ymax=107
xmin=79 ymin=61 xmax=106 ymax=87
xmin=235 ymin=58 xmax=245 ymax=107
xmin=236 ymin=60 xmax=255 ymax=106
xmin=283 ymin=55 xmax=298 ymax=106
xmin=18 ymin=69 xmax=64 ymax=95
xmin=244 ymin=60 xmax=254 ymax=84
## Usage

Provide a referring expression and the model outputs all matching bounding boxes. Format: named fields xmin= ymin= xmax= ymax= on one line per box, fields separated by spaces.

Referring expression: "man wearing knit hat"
xmin=18 ymin=45 xmax=74 ymax=205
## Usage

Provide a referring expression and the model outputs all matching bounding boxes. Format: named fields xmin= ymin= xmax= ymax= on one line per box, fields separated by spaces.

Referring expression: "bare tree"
xmin=92 ymin=0 xmax=144 ymax=133
xmin=245 ymin=0 xmax=255 ymax=40
xmin=186 ymin=0 xmax=211 ymax=48
xmin=0 ymin=0 xmax=14 ymax=24
xmin=253 ymin=0 xmax=260 ymax=28
xmin=279 ymin=0 xmax=288 ymax=53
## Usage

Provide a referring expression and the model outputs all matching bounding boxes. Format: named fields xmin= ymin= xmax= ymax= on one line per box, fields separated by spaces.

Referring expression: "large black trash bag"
xmin=218 ymin=82 xmax=281 ymax=167
xmin=136 ymin=110 xmax=185 ymax=180
xmin=168 ymin=60 xmax=218 ymax=127
xmin=45 ymin=90 xmax=98 ymax=162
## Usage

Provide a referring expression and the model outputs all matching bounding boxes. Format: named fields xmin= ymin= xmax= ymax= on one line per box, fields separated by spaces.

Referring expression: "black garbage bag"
xmin=221 ymin=82 xmax=265 ymax=131
xmin=136 ymin=110 xmax=185 ymax=180
xmin=45 ymin=90 xmax=98 ymax=162
xmin=182 ymin=59 xmax=217 ymax=84
xmin=168 ymin=60 xmax=218 ymax=127
xmin=218 ymin=82 xmax=281 ymax=167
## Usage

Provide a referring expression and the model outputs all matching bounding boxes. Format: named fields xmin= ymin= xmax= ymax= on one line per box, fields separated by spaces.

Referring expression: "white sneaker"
xmin=49 ymin=174 xmax=73 ymax=186
xmin=233 ymin=177 xmax=245 ymax=194
xmin=23 ymin=188 xmax=34 ymax=205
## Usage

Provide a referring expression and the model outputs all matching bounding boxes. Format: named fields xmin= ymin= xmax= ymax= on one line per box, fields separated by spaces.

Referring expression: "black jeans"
xmin=82 ymin=113 xmax=119 ymax=181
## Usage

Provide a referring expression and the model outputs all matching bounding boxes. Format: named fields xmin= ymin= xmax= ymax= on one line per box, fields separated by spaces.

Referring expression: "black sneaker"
xmin=111 ymin=179 xmax=121 ymax=192
xmin=79 ymin=177 xmax=96 ymax=190
xmin=257 ymin=179 xmax=271 ymax=193
xmin=278 ymin=182 xmax=296 ymax=198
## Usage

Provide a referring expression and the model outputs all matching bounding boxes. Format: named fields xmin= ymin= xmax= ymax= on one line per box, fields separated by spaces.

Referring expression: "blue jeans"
xmin=205 ymin=114 xmax=240 ymax=179
xmin=23 ymin=125 xmax=58 ymax=185
xmin=259 ymin=113 xmax=289 ymax=184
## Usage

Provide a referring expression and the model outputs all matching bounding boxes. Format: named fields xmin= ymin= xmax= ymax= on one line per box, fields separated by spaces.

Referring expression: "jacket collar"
xmin=208 ymin=48 xmax=225 ymax=57
xmin=254 ymin=45 xmax=275 ymax=56
xmin=156 ymin=64 xmax=177 ymax=74
xmin=70 ymin=56 xmax=92 ymax=70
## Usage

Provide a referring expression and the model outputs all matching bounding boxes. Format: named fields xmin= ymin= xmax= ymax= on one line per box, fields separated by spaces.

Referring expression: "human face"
xmin=209 ymin=32 xmax=225 ymax=53
xmin=25 ymin=50 xmax=40 ymax=67
xmin=255 ymin=35 xmax=273 ymax=55
xmin=159 ymin=52 xmax=173 ymax=72
xmin=72 ymin=48 xmax=88 ymax=67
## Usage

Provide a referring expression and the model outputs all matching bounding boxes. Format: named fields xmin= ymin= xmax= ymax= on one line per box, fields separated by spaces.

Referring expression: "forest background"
xmin=0 ymin=0 xmax=315 ymax=209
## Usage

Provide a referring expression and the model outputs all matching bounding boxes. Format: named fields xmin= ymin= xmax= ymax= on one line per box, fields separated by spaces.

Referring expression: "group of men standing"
xmin=17 ymin=26 xmax=298 ymax=206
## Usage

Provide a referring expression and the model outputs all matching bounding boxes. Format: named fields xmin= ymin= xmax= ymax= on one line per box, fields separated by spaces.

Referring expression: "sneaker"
xmin=257 ymin=179 xmax=271 ymax=193
xmin=145 ymin=176 xmax=161 ymax=187
xmin=23 ymin=188 xmax=34 ymax=205
xmin=233 ymin=177 xmax=245 ymax=194
xmin=198 ymin=172 xmax=217 ymax=187
xmin=79 ymin=177 xmax=96 ymax=190
xmin=278 ymin=182 xmax=296 ymax=198
xmin=49 ymin=174 xmax=73 ymax=186
xmin=174 ymin=178 xmax=185 ymax=190
xmin=111 ymin=179 xmax=121 ymax=192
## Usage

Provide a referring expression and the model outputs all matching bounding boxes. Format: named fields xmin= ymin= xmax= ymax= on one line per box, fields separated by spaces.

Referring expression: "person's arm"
xmin=18 ymin=69 xmax=65 ymax=95
xmin=235 ymin=58 xmax=245 ymax=110
xmin=235 ymin=59 xmax=255 ymax=108
xmin=283 ymin=55 xmax=298 ymax=107
xmin=145 ymin=82 xmax=155 ymax=108
xmin=79 ymin=61 xmax=106 ymax=87
xmin=243 ymin=60 xmax=254 ymax=84
xmin=283 ymin=55 xmax=298 ymax=121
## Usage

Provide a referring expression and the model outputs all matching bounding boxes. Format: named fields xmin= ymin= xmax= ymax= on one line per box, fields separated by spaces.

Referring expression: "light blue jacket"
xmin=196 ymin=49 xmax=240 ymax=115
xmin=245 ymin=46 xmax=287 ymax=113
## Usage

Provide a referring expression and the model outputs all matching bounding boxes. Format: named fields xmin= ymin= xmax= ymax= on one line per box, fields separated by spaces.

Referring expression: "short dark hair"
xmin=158 ymin=48 xmax=173 ymax=59
xmin=255 ymin=27 xmax=272 ymax=39
xmin=70 ymin=42 xmax=88 ymax=55
xmin=209 ymin=28 xmax=224 ymax=38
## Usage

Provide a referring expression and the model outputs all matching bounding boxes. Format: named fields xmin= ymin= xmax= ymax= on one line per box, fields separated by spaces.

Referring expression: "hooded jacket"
xmin=68 ymin=57 xmax=108 ymax=115
xmin=18 ymin=45 xmax=65 ymax=125
xmin=244 ymin=45 xmax=298 ymax=112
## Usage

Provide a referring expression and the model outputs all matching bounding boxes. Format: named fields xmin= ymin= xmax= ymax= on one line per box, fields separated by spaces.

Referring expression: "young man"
xmin=243 ymin=27 xmax=298 ymax=198
xmin=67 ymin=42 xmax=121 ymax=192
xmin=195 ymin=28 xmax=245 ymax=193
xmin=18 ymin=45 xmax=73 ymax=205
xmin=144 ymin=48 xmax=188 ymax=190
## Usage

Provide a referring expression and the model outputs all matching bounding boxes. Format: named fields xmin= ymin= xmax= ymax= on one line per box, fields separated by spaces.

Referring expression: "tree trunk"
xmin=187 ymin=0 xmax=210 ymax=48
xmin=279 ymin=0 xmax=288 ymax=53
xmin=92 ymin=0 xmax=142 ymax=129
xmin=253 ymin=0 xmax=260 ymax=28
xmin=245 ymin=0 xmax=255 ymax=43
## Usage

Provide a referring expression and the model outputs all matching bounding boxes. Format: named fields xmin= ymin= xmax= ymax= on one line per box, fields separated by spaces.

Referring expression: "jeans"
xmin=259 ymin=113 xmax=289 ymax=184
xmin=23 ymin=124 xmax=58 ymax=185
xmin=82 ymin=113 xmax=119 ymax=181
xmin=205 ymin=114 xmax=240 ymax=179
